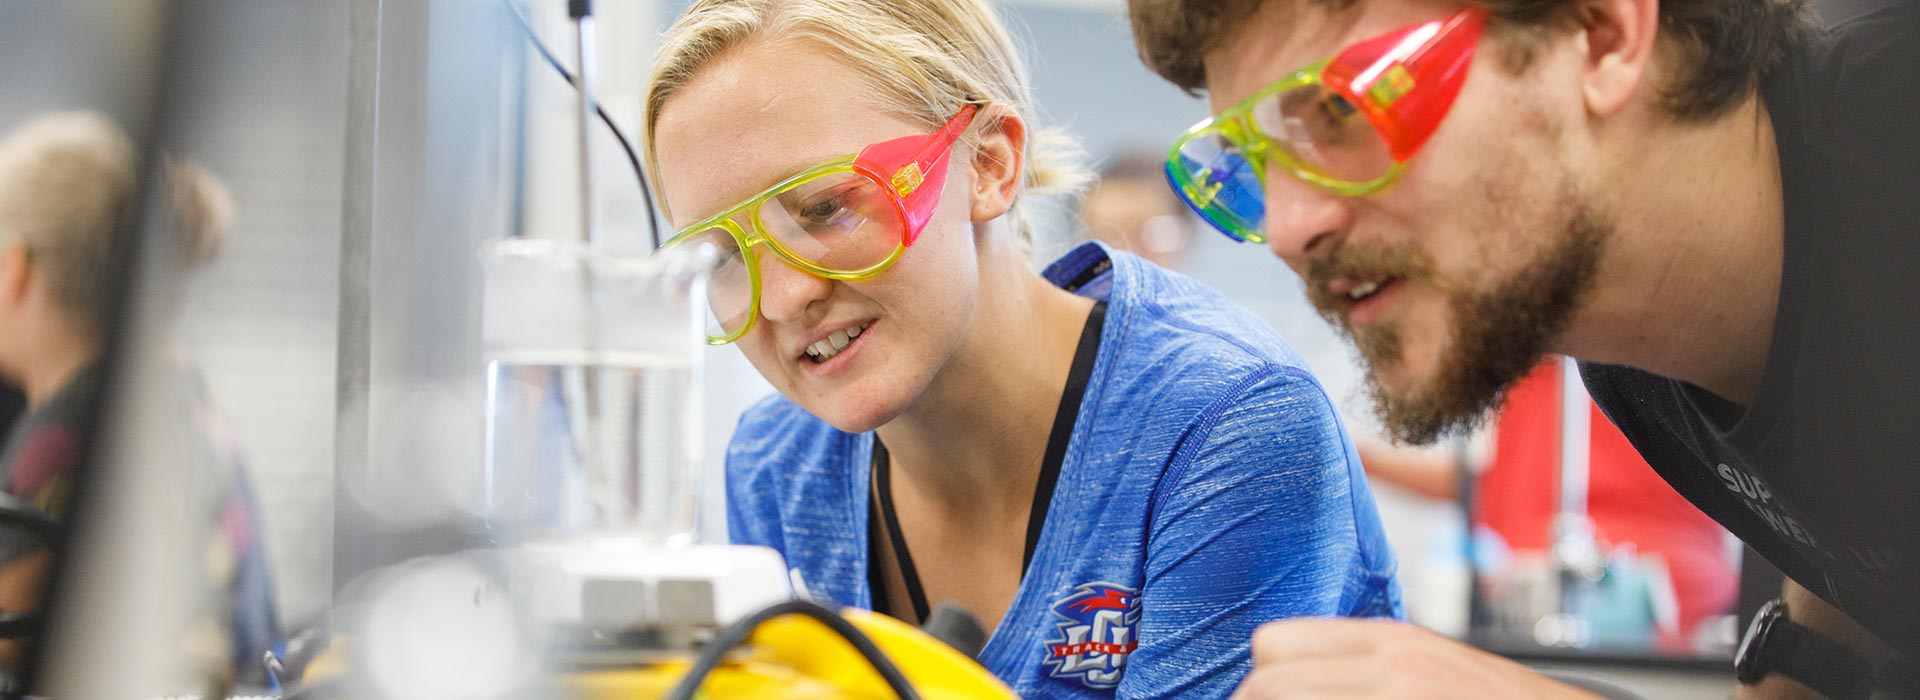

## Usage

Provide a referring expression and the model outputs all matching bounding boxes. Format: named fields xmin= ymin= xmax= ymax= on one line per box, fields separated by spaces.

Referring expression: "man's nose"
xmin=1260 ymin=166 xmax=1355 ymax=272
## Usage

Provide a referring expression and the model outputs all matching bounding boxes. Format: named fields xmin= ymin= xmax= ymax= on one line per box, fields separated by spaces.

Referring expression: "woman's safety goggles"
xmin=1165 ymin=7 xmax=1488 ymax=243
xmin=661 ymin=105 xmax=978 ymax=344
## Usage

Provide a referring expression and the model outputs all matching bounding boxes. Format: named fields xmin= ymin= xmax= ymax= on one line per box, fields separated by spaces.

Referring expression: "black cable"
xmin=0 ymin=494 xmax=60 ymax=547
xmin=500 ymin=0 xmax=664 ymax=249
xmin=0 ymin=613 xmax=38 ymax=641
xmin=664 ymin=599 xmax=923 ymax=700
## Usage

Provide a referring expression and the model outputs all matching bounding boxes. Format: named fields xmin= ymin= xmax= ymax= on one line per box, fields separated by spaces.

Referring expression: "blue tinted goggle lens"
xmin=1168 ymin=133 xmax=1266 ymax=242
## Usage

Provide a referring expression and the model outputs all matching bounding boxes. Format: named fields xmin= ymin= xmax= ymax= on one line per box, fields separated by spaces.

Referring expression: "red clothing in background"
xmin=1475 ymin=360 xmax=1737 ymax=642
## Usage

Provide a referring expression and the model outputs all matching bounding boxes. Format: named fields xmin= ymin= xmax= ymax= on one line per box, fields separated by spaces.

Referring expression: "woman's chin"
xmin=816 ymin=407 xmax=893 ymax=435
xmin=801 ymin=390 xmax=906 ymax=435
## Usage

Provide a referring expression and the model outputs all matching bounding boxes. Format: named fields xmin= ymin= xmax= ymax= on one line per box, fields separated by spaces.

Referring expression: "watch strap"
xmin=1741 ymin=599 xmax=1880 ymax=700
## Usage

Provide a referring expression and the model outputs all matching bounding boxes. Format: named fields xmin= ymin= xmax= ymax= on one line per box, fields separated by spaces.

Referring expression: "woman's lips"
xmin=799 ymin=319 xmax=875 ymax=377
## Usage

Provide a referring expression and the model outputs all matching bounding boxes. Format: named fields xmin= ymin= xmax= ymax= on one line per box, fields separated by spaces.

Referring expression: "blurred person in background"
xmin=1079 ymin=151 xmax=1195 ymax=271
xmin=1359 ymin=357 xmax=1737 ymax=652
xmin=1130 ymin=0 xmax=1919 ymax=696
xmin=644 ymin=0 xmax=1401 ymax=696
xmin=0 ymin=112 xmax=278 ymax=683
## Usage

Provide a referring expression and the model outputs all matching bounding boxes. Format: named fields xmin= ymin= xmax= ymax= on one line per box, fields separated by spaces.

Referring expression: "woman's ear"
xmin=967 ymin=105 xmax=1026 ymax=223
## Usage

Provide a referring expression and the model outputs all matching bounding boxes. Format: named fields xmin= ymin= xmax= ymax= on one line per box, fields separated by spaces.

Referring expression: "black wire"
xmin=0 ymin=494 xmax=61 ymax=547
xmin=500 ymin=0 xmax=664 ymax=250
xmin=664 ymin=599 xmax=923 ymax=700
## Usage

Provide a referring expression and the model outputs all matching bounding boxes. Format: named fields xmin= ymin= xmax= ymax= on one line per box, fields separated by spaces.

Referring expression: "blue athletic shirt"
xmin=726 ymin=242 xmax=1403 ymax=699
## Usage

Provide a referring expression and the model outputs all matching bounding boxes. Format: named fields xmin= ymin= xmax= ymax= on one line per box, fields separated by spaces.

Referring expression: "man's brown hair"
xmin=1129 ymin=0 xmax=1809 ymax=121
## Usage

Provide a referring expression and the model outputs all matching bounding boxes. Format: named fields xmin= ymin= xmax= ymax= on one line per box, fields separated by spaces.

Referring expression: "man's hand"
xmin=1233 ymin=618 xmax=1599 ymax=700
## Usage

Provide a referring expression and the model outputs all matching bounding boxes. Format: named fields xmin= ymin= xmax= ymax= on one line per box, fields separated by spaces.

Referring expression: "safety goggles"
xmin=1166 ymin=7 xmax=1488 ymax=243
xmin=661 ymin=105 xmax=979 ymax=345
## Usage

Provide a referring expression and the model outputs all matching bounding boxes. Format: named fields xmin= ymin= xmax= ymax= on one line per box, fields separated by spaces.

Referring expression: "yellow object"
xmin=569 ymin=659 xmax=852 ymax=700
xmin=301 ymin=639 xmax=345 ymax=686
xmin=566 ymin=607 xmax=1017 ymax=700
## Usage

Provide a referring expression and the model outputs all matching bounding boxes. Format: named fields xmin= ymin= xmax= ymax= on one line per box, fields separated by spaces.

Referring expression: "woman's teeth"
xmin=805 ymin=322 xmax=870 ymax=363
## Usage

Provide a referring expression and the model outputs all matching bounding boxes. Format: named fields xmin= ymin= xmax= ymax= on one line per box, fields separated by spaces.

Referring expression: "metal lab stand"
xmin=1540 ymin=356 xmax=1607 ymax=649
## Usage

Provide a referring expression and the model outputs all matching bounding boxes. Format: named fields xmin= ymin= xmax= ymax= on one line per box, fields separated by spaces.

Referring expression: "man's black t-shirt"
xmin=1582 ymin=2 xmax=1920 ymax=656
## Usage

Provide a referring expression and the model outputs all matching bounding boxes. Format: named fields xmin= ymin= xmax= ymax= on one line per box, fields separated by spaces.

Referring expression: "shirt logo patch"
xmin=1042 ymin=582 xmax=1140 ymax=689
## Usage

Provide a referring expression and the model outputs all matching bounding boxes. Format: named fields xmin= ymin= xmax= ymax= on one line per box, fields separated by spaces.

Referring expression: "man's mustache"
xmin=1302 ymin=244 xmax=1433 ymax=316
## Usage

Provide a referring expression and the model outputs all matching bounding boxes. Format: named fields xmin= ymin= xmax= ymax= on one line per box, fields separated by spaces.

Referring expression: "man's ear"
xmin=1577 ymin=0 xmax=1660 ymax=117
xmin=0 ymin=241 xmax=29 ymax=309
xmin=967 ymin=105 xmax=1027 ymax=223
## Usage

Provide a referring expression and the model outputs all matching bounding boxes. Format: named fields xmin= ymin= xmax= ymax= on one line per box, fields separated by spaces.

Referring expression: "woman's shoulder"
xmin=726 ymin=393 xmax=858 ymax=483
xmin=1095 ymin=255 xmax=1327 ymax=420
xmin=1126 ymin=265 xmax=1302 ymax=357
xmin=1052 ymin=243 xmax=1307 ymax=369
xmin=722 ymin=395 xmax=868 ymax=573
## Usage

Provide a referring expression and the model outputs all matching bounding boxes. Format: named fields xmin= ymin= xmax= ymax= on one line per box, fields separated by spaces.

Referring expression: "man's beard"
xmin=1310 ymin=206 xmax=1609 ymax=445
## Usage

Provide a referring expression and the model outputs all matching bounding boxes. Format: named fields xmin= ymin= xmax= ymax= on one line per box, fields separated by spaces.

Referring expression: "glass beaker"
xmin=481 ymin=239 xmax=706 ymax=546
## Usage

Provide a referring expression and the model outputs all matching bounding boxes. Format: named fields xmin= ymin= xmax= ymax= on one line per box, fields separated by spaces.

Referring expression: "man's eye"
xmin=1319 ymin=94 xmax=1358 ymax=122
xmin=1307 ymin=94 xmax=1369 ymax=145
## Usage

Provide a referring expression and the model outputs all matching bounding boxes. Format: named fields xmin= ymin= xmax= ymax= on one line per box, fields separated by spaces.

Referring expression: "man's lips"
xmin=1313 ymin=273 xmax=1407 ymax=321
xmin=1343 ymin=277 xmax=1404 ymax=327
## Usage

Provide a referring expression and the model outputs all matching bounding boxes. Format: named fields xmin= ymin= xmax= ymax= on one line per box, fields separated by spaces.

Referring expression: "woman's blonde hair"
xmin=643 ymin=0 xmax=1091 ymax=242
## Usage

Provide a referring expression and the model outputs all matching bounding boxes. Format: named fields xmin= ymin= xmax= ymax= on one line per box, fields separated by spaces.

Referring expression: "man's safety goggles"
xmin=1166 ymin=7 xmax=1488 ymax=243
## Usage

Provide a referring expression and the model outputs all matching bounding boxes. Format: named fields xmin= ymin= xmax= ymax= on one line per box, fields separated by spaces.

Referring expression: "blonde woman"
xmin=645 ymin=1 xmax=1402 ymax=696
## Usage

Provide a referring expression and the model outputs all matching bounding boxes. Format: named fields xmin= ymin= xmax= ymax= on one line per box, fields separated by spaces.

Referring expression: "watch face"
xmin=1736 ymin=599 xmax=1784 ymax=684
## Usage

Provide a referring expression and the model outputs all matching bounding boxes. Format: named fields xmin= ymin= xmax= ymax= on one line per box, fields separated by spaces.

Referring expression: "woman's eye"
xmin=802 ymin=198 xmax=845 ymax=222
xmin=794 ymin=191 xmax=862 ymax=232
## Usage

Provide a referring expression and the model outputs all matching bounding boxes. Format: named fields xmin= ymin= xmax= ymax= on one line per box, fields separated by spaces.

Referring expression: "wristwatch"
xmin=1735 ymin=598 xmax=1878 ymax=700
